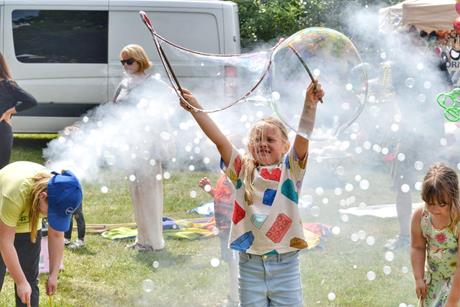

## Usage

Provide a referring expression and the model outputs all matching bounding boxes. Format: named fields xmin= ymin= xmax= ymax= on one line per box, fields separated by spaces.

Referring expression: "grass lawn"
xmin=0 ymin=135 xmax=422 ymax=306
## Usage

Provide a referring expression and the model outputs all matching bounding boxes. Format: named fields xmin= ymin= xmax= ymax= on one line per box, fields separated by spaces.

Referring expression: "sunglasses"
xmin=120 ymin=58 xmax=135 ymax=65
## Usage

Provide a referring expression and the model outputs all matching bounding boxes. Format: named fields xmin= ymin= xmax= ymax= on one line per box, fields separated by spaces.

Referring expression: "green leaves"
xmin=232 ymin=0 xmax=399 ymax=49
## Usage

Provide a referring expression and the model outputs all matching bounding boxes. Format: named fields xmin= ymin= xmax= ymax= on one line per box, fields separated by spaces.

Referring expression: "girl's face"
xmin=426 ymin=196 xmax=451 ymax=217
xmin=120 ymin=53 xmax=140 ymax=75
xmin=38 ymin=192 xmax=48 ymax=216
xmin=249 ymin=125 xmax=289 ymax=166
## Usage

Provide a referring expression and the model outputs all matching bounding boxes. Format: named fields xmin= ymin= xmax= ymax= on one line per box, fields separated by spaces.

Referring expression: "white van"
xmin=2 ymin=0 xmax=240 ymax=132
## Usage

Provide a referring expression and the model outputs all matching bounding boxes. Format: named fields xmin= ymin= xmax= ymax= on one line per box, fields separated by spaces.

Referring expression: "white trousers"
xmin=128 ymin=163 xmax=165 ymax=249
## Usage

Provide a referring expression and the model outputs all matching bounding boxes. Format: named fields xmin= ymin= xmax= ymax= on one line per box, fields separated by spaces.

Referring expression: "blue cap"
xmin=47 ymin=170 xmax=83 ymax=232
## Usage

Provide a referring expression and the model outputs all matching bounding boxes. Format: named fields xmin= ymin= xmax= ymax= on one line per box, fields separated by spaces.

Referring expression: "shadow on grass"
xmin=134 ymin=249 xmax=192 ymax=269
xmin=65 ymin=246 xmax=97 ymax=256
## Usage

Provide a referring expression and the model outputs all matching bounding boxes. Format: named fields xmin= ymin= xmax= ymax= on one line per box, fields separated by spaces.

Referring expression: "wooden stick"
xmin=288 ymin=45 xmax=323 ymax=104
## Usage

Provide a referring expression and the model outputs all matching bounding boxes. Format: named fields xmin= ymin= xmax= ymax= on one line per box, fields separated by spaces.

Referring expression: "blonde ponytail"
xmin=242 ymin=154 xmax=257 ymax=205
xmin=29 ymin=172 xmax=51 ymax=242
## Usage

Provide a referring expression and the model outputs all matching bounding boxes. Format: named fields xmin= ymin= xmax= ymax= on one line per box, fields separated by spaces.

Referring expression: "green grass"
xmin=0 ymin=135 xmax=422 ymax=306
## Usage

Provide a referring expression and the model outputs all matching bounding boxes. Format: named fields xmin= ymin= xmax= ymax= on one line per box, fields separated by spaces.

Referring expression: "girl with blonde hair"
xmin=181 ymin=81 xmax=323 ymax=306
xmin=0 ymin=161 xmax=83 ymax=307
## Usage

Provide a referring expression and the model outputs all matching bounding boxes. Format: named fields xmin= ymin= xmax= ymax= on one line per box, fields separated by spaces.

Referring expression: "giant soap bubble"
xmin=270 ymin=28 xmax=368 ymax=140
xmin=140 ymin=12 xmax=368 ymax=140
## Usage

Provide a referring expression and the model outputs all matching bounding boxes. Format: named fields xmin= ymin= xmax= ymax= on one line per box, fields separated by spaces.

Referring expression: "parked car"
xmin=2 ymin=0 xmax=240 ymax=132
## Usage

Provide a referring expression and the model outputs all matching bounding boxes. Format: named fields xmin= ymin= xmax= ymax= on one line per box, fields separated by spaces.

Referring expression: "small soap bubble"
xmin=82 ymin=116 xmax=89 ymax=123
xmin=190 ymin=190 xmax=197 ymax=198
xmin=405 ymin=78 xmax=415 ymax=88
xmin=360 ymin=180 xmax=370 ymax=190
xmin=366 ymin=271 xmax=376 ymax=281
xmin=188 ymin=165 xmax=195 ymax=171
xmin=391 ymin=123 xmax=399 ymax=132
xmin=366 ymin=236 xmax=375 ymax=246
xmin=345 ymin=183 xmax=354 ymax=192
xmin=142 ymin=279 xmax=154 ymax=293
xmin=414 ymin=161 xmax=423 ymax=171
xmin=357 ymin=230 xmax=366 ymax=240
xmin=401 ymin=184 xmax=410 ymax=193
xmin=351 ymin=233 xmax=359 ymax=242
xmin=417 ymin=94 xmax=426 ymax=102
xmin=152 ymin=261 xmax=160 ymax=269
xmin=341 ymin=214 xmax=349 ymax=222
xmin=100 ymin=186 xmax=109 ymax=194
xmin=203 ymin=157 xmax=210 ymax=164
xmin=332 ymin=226 xmax=341 ymax=235
xmin=212 ymin=226 xmax=220 ymax=235
xmin=204 ymin=184 xmax=212 ymax=192
xmin=423 ymin=81 xmax=431 ymax=89
xmin=383 ymin=265 xmax=392 ymax=275
xmin=310 ymin=206 xmax=320 ymax=217
xmin=354 ymin=175 xmax=362 ymax=182
xmin=315 ymin=187 xmax=324 ymax=196
xmin=336 ymin=166 xmax=345 ymax=176
xmin=334 ymin=188 xmax=343 ymax=196
xmin=401 ymin=266 xmax=409 ymax=274
xmin=210 ymin=258 xmax=220 ymax=268
xmin=156 ymin=174 xmax=163 ymax=181
xmin=440 ymin=138 xmax=447 ymax=146
xmin=414 ymin=182 xmax=422 ymax=191
xmin=163 ymin=172 xmax=171 ymax=180
xmin=129 ymin=175 xmax=136 ymax=182
xmin=385 ymin=251 xmax=394 ymax=262
xmin=397 ymin=153 xmax=406 ymax=161
xmin=327 ymin=292 xmax=336 ymax=301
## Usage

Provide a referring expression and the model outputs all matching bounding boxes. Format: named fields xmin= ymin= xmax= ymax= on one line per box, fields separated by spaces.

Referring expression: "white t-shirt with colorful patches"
xmin=223 ymin=147 xmax=309 ymax=255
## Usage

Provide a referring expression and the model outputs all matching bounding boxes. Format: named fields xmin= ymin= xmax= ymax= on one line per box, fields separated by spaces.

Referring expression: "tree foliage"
xmin=232 ymin=0 xmax=401 ymax=49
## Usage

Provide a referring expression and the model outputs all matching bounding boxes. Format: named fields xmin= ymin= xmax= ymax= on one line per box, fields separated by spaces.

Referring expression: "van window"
xmin=12 ymin=10 xmax=108 ymax=63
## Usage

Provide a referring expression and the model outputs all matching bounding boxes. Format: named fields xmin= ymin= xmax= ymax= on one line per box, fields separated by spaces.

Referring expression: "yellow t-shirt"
xmin=0 ymin=161 xmax=47 ymax=233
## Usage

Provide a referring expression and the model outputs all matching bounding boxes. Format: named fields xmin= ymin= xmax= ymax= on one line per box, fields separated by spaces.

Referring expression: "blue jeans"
xmin=239 ymin=251 xmax=302 ymax=307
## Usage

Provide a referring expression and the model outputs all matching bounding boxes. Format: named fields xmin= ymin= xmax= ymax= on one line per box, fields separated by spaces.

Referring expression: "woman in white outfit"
xmin=113 ymin=44 xmax=165 ymax=252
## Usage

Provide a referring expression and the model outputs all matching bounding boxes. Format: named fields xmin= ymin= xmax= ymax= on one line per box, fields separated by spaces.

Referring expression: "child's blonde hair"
xmin=29 ymin=172 xmax=52 ymax=243
xmin=120 ymin=44 xmax=152 ymax=73
xmin=421 ymin=163 xmax=460 ymax=232
xmin=242 ymin=117 xmax=289 ymax=205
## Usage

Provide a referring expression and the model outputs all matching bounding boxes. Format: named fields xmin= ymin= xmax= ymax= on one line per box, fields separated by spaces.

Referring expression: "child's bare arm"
xmin=294 ymin=81 xmax=324 ymax=160
xmin=410 ymin=207 xmax=427 ymax=300
xmin=198 ymin=177 xmax=215 ymax=197
xmin=180 ymin=89 xmax=232 ymax=166
xmin=446 ymin=227 xmax=460 ymax=306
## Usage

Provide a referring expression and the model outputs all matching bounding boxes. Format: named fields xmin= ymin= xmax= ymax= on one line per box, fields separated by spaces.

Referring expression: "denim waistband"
xmin=240 ymin=250 xmax=299 ymax=262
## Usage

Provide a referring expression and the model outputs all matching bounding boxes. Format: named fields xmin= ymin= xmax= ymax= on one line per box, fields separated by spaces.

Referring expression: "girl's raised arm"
xmin=180 ymin=89 xmax=232 ymax=166
xmin=410 ymin=207 xmax=427 ymax=301
xmin=294 ymin=81 xmax=324 ymax=160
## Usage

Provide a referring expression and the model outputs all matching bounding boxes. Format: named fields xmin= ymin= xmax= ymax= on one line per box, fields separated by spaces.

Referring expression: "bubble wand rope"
xmin=288 ymin=45 xmax=323 ymax=104
xmin=139 ymin=11 xmax=282 ymax=113
xmin=139 ymin=11 xmax=182 ymax=94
